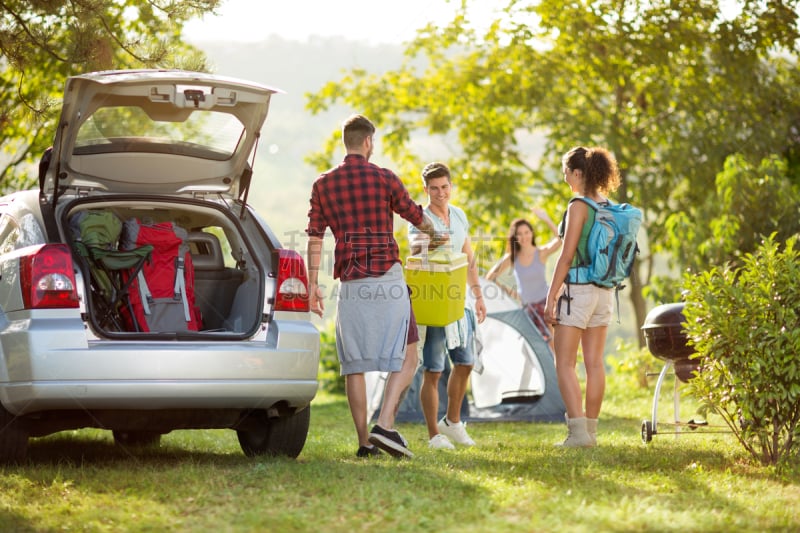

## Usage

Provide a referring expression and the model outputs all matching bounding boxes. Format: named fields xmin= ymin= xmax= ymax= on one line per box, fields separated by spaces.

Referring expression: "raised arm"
xmin=532 ymin=207 xmax=562 ymax=260
xmin=532 ymin=207 xmax=558 ymax=235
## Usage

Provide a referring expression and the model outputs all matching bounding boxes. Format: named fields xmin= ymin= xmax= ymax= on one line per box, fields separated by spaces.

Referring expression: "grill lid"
xmin=642 ymin=302 xmax=694 ymax=360
xmin=642 ymin=302 xmax=687 ymax=330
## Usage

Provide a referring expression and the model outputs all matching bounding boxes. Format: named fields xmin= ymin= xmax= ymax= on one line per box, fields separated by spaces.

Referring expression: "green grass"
xmin=1 ymin=374 xmax=798 ymax=532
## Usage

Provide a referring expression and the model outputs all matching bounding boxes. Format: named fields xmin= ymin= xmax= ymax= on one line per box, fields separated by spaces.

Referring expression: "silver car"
xmin=0 ymin=70 xmax=320 ymax=463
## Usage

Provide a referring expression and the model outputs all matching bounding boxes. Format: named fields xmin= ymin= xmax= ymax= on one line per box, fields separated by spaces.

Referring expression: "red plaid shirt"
xmin=306 ymin=154 xmax=424 ymax=281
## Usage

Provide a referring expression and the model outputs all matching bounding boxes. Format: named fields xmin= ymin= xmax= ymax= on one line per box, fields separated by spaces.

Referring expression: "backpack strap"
xmin=137 ymin=271 xmax=152 ymax=316
xmin=569 ymin=196 xmax=601 ymax=210
xmin=567 ymin=197 xmax=600 ymax=268
xmin=557 ymin=283 xmax=573 ymax=317
xmin=173 ymin=256 xmax=192 ymax=322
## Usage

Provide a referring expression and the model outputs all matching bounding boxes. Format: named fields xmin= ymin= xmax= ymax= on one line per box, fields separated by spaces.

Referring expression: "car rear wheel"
xmin=0 ymin=404 xmax=29 ymax=464
xmin=112 ymin=430 xmax=162 ymax=448
xmin=237 ymin=406 xmax=310 ymax=458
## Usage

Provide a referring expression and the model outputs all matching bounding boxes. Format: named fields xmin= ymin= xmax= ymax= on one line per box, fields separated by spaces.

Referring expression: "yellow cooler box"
xmin=405 ymin=252 xmax=468 ymax=327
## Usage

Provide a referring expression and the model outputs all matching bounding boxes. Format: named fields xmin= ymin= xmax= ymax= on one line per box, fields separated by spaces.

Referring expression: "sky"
xmin=183 ymin=1 xmax=744 ymax=44
xmin=183 ymin=0 xmax=502 ymax=44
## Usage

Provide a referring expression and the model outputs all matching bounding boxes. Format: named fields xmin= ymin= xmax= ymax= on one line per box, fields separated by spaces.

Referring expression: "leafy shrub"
xmin=317 ymin=321 xmax=345 ymax=394
xmin=681 ymin=235 xmax=800 ymax=466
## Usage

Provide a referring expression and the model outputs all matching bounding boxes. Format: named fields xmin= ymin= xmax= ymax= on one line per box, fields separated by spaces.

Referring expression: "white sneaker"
xmin=437 ymin=417 xmax=475 ymax=446
xmin=428 ymin=433 xmax=455 ymax=450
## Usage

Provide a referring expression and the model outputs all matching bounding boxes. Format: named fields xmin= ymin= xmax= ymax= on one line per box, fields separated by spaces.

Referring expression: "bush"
xmin=681 ymin=235 xmax=800 ymax=466
xmin=317 ymin=321 xmax=345 ymax=395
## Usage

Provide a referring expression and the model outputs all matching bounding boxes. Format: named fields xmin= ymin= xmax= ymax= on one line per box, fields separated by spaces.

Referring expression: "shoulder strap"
xmin=565 ymin=197 xmax=600 ymax=270
xmin=569 ymin=196 xmax=601 ymax=211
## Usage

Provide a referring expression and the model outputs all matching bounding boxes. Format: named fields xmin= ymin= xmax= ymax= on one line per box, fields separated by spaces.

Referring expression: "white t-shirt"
xmin=408 ymin=205 xmax=469 ymax=254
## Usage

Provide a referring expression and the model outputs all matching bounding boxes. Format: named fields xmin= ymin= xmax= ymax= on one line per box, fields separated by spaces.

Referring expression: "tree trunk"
xmin=629 ymin=260 xmax=647 ymax=348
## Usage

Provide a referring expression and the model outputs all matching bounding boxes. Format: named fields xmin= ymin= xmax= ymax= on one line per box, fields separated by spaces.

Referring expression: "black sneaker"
xmin=368 ymin=425 xmax=413 ymax=458
xmin=356 ymin=445 xmax=381 ymax=458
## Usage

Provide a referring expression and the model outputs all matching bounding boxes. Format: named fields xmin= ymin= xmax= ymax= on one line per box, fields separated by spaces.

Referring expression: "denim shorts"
xmin=421 ymin=324 xmax=474 ymax=372
xmin=556 ymin=283 xmax=613 ymax=329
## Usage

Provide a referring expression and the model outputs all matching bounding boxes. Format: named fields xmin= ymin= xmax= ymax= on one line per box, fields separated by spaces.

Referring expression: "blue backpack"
xmin=567 ymin=197 xmax=642 ymax=289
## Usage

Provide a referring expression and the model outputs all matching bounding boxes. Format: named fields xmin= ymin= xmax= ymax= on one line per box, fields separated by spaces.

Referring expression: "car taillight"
xmin=274 ymin=249 xmax=309 ymax=312
xmin=19 ymin=244 xmax=79 ymax=309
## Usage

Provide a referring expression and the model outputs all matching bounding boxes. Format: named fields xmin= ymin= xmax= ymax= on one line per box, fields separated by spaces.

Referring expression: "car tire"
xmin=237 ymin=406 xmax=310 ymax=458
xmin=0 ymin=404 xmax=28 ymax=464
xmin=112 ymin=430 xmax=162 ymax=448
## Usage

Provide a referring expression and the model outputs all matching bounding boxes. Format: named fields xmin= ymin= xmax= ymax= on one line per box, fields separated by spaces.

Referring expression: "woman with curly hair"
xmin=544 ymin=146 xmax=621 ymax=448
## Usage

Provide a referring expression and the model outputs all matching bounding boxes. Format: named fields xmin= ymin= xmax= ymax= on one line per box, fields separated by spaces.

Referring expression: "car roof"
xmin=42 ymin=69 xmax=281 ymax=199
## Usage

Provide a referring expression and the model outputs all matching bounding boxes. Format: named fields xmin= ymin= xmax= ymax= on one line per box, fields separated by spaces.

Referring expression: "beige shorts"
xmin=556 ymin=284 xmax=613 ymax=329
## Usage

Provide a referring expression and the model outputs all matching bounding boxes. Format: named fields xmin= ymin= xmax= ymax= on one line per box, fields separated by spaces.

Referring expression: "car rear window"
xmin=74 ymin=106 xmax=245 ymax=159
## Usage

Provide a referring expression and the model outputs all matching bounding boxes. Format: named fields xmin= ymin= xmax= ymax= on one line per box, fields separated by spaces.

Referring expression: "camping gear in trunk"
xmin=119 ymin=219 xmax=202 ymax=333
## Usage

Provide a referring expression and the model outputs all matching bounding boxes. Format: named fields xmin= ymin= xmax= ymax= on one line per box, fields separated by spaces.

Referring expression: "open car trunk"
xmin=61 ymin=196 xmax=270 ymax=340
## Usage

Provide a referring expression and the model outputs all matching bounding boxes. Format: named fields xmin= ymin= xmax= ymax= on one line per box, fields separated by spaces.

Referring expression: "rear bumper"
xmin=0 ymin=313 xmax=320 ymax=415
xmin=1 ymin=380 xmax=319 ymax=415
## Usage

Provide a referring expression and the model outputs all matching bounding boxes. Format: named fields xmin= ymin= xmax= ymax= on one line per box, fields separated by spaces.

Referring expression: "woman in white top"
xmin=486 ymin=209 xmax=561 ymax=350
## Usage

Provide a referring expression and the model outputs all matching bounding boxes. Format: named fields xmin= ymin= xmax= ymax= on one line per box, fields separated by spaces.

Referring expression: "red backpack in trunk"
xmin=119 ymin=219 xmax=201 ymax=332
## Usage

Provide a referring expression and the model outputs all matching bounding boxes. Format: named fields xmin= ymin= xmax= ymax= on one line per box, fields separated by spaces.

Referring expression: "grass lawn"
xmin=1 ymin=372 xmax=798 ymax=532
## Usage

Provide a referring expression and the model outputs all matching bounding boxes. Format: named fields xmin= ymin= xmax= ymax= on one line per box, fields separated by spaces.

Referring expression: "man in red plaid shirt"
xmin=306 ymin=114 xmax=439 ymax=458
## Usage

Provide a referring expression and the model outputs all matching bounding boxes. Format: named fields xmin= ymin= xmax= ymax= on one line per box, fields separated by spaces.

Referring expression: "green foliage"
xmin=664 ymin=154 xmax=800 ymax=274
xmin=682 ymin=235 xmax=800 ymax=466
xmin=305 ymin=0 xmax=800 ymax=340
xmin=606 ymin=338 xmax=659 ymax=389
xmin=317 ymin=320 xmax=345 ymax=395
xmin=0 ymin=1 xmax=219 ymax=191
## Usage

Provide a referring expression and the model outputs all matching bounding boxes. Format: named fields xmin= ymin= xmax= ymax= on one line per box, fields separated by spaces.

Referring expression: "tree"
xmin=663 ymin=154 xmax=800 ymax=277
xmin=0 ymin=0 xmax=220 ymax=192
xmin=306 ymin=0 xmax=800 ymax=343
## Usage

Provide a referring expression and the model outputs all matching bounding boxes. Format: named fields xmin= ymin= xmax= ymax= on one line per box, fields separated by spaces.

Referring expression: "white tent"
xmin=470 ymin=279 xmax=546 ymax=406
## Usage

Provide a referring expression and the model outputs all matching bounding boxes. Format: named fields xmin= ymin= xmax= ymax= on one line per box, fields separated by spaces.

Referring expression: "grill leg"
xmin=673 ymin=369 xmax=681 ymax=439
xmin=651 ymin=360 xmax=673 ymax=436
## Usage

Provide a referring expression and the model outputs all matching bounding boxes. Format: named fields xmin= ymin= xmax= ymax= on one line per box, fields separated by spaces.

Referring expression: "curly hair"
xmin=562 ymin=146 xmax=621 ymax=196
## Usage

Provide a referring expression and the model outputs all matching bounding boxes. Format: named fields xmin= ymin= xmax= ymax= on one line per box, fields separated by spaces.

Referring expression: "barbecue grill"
xmin=640 ymin=302 xmax=705 ymax=443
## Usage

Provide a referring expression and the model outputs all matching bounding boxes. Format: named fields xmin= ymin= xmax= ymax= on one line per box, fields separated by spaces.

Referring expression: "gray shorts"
xmin=335 ymin=263 xmax=410 ymax=375
xmin=557 ymin=284 xmax=613 ymax=329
